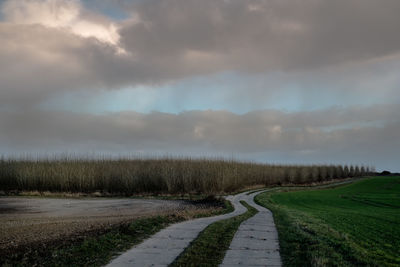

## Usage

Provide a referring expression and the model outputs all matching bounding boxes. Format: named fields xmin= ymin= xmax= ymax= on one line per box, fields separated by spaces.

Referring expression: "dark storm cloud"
xmin=120 ymin=0 xmax=400 ymax=71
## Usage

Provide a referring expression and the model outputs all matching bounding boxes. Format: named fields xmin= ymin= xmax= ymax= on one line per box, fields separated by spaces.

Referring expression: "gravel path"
xmin=107 ymin=190 xmax=281 ymax=267
xmin=220 ymin=190 xmax=281 ymax=267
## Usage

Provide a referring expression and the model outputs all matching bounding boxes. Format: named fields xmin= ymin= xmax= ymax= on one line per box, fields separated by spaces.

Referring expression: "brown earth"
xmin=0 ymin=197 xmax=209 ymax=253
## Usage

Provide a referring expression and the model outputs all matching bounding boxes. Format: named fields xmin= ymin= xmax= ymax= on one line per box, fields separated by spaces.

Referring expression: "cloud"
xmin=0 ymin=0 xmax=399 ymax=171
xmin=1 ymin=105 xmax=399 ymax=170
xmin=1 ymin=0 xmax=400 ymax=104
xmin=2 ymin=0 xmax=121 ymax=48
xmin=120 ymin=0 xmax=400 ymax=71
xmin=0 ymin=22 xmax=118 ymax=108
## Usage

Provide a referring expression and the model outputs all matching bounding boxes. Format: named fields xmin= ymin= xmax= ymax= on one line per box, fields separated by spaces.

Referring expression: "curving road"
xmin=220 ymin=190 xmax=281 ymax=266
xmin=107 ymin=190 xmax=281 ymax=267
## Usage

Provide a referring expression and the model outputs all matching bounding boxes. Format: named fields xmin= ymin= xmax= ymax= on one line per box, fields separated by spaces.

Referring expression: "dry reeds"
xmin=0 ymin=156 xmax=372 ymax=195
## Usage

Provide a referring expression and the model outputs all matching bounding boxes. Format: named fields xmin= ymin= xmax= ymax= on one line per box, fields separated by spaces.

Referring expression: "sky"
xmin=1 ymin=0 xmax=399 ymax=171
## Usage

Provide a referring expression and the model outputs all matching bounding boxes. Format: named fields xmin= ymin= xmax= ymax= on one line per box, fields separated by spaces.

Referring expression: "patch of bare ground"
xmin=0 ymin=196 xmax=224 ymax=260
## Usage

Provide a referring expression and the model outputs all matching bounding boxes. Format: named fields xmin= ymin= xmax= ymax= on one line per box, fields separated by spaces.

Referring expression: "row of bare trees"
xmin=0 ymin=157 xmax=373 ymax=195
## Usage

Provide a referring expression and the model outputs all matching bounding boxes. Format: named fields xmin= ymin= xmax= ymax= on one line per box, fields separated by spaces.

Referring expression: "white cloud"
xmin=1 ymin=0 xmax=121 ymax=49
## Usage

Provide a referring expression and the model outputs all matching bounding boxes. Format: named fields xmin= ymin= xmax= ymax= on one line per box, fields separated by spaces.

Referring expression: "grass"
xmin=1 ymin=200 xmax=233 ymax=267
xmin=0 ymin=156 xmax=370 ymax=195
xmin=255 ymin=176 xmax=400 ymax=267
xmin=171 ymin=200 xmax=258 ymax=267
xmin=2 ymin=216 xmax=179 ymax=267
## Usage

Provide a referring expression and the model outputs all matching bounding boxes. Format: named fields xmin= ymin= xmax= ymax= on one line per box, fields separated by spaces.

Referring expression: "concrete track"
xmin=107 ymin=190 xmax=281 ymax=267
xmin=220 ymin=190 xmax=281 ymax=267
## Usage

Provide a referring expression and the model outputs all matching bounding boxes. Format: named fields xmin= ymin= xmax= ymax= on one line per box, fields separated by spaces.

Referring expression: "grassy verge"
xmin=255 ymin=176 xmax=400 ymax=267
xmin=2 ymin=200 xmax=233 ymax=267
xmin=171 ymin=200 xmax=258 ymax=267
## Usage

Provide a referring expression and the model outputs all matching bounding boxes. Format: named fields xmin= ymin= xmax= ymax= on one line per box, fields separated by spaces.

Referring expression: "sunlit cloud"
xmin=2 ymin=0 xmax=122 ymax=50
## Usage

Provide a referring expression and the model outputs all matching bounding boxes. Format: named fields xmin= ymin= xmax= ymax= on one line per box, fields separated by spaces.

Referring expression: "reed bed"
xmin=0 ymin=157 xmax=371 ymax=195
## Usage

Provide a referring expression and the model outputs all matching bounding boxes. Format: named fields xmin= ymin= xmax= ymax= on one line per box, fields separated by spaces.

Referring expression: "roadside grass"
xmin=255 ymin=176 xmax=400 ymax=267
xmin=171 ymin=201 xmax=258 ymax=267
xmin=1 ymin=200 xmax=233 ymax=267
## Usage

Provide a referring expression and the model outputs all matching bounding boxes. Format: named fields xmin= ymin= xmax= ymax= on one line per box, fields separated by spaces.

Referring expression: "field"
xmin=0 ymin=197 xmax=231 ymax=266
xmin=0 ymin=157 xmax=369 ymax=195
xmin=256 ymin=176 xmax=400 ymax=266
xmin=0 ymin=157 xmax=380 ymax=266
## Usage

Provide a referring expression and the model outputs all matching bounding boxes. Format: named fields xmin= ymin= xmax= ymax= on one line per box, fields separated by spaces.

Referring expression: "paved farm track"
xmin=108 ymin=190 xmax=281 ymax=266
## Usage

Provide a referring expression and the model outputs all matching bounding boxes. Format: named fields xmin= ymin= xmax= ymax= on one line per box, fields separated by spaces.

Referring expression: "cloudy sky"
xmin=1 ymin=0 xmax=399 ymax=171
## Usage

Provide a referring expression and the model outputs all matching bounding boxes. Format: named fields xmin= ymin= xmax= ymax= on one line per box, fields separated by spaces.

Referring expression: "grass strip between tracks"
xmin=171 ymin=200 xmax=258 ymax=267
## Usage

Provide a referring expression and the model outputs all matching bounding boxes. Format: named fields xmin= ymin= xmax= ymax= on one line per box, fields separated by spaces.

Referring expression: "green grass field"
xmin=256 ymin=176 xmax=400 ymax=267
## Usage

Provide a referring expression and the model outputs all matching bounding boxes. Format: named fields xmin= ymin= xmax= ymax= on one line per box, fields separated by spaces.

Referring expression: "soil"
xmin=0 ymin=197 xmax=194 ymax=253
